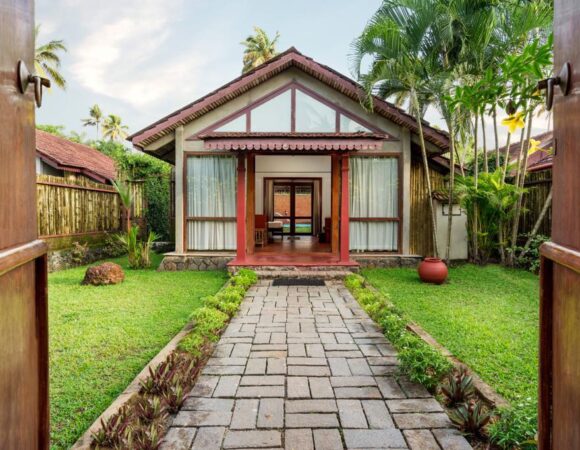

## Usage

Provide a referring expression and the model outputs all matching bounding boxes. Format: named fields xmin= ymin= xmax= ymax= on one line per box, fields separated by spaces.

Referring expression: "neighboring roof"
xmin=129 ymin=47 xmax=450 ymax=151
xmin=36 ymin=130 xmax=117 ymax=183
xmin=430 ymin=154 xmax=463 ymax=174
xmin=498 ymin=130 xmax=553 ymax=173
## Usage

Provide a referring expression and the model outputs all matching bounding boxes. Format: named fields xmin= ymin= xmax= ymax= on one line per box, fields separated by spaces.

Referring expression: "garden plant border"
xmin=71 ymin=269 xmax=258 ymax=449
xmin=344 ymin=273 xmax=512 ymax=448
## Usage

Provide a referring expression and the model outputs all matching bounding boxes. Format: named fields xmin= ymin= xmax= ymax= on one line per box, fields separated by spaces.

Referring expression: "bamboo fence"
xmin=36 ymin=174 xmax=145 ymax=239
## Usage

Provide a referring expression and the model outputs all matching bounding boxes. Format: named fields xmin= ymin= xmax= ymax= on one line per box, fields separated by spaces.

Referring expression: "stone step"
xmin=253 ymin=269 xmax=355 ymax=280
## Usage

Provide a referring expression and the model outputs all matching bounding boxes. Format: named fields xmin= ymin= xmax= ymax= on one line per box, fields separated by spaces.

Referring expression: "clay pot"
xmin=418 ymin=258 xmax=448 ymax=285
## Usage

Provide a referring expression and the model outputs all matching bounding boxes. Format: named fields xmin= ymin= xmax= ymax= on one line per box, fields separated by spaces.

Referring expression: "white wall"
xmin=435 ymin=201 xmax=468 ymax=260
xmin=255 ymin=155 xmax=332 ymax=219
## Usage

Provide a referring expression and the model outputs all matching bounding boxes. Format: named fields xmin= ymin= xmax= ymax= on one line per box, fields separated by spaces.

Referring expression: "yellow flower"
xmin=528 ymin=139 xmax=541 ymax=155
xmin=501 ymin=112 xmax=525 ymax=134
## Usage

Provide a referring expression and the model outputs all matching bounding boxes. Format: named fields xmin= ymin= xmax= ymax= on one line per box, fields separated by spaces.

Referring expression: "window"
xmin=340 ymin=115 xmax=371 ymax=133
xmin=186 ymin=156 xmax=237 ymax=250
xmin=295 ymin=90 xmax=336 ymax=132
xmin=250 ymin=89 xmax=292 ymax=132
xmin=215 ymin=115 xmax=246 ymax=132
xmin=349 ymin=157 xmax=399 ymax=251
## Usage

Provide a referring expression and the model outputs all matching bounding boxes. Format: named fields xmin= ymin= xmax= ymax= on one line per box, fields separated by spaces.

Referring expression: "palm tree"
xmin=102 ymin=114 xmax=129 ymax=141
xmin=34 ymin=25 xmax=67 ymax=89
xmin=352 ymin=1 xmax=442 ymax=257
xmin=112 ymin=180 xmax=134 ymax=233
xmin=241 ymin=27 xmax=280 ymax=73
xmin=82 ymin=104 xmax=104 ymax=138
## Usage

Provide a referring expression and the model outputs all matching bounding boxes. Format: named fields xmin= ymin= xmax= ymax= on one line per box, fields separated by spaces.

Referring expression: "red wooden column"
xmin=236 ymin=154 xmax=247 ymax=263
xmin=340 ymin=154 xmax=350 ymax=263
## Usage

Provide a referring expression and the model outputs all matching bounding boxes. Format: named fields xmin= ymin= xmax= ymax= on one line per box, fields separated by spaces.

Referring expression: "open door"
xmin=0 ymin=0 xmax=49 ymax=448
xmin=538 ymin=1 xmax=580 ymax=449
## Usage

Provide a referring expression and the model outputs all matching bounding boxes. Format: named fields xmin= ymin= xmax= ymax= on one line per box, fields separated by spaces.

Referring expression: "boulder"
xmin=82 ymin=262 xmax=125 ymax=286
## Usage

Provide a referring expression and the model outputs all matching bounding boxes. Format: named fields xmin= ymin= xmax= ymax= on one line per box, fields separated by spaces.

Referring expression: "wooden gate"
xmin=538 ymin=1 xmax=580 ymax=448
xmin=0 ymin=0 xmax=49 ymax=448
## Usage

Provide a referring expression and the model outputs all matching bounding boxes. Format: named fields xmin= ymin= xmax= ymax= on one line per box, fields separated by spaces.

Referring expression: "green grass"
xmin=49 ymin=253 xmax=227 ymax=449
xmin=363 ymin=264 xmax=539 ymax=405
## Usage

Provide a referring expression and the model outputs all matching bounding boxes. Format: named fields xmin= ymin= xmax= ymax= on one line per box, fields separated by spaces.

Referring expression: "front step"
xmin=229 ymin=265 xmax=358 ymax=279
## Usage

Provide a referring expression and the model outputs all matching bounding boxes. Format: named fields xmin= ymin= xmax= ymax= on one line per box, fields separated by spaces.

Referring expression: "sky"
xmin=36 ymin=0 xmax=550 ymax=147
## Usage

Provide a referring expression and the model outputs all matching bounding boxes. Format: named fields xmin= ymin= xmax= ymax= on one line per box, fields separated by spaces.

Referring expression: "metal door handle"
xmin=17 ymin=60 xmax=51 ymax=107
xmin=538 ymin=62 xmax=572 ymax=111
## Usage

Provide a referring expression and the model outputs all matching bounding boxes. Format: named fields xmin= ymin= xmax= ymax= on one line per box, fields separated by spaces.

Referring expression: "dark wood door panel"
xmin=539 ymin=1 xmax=580 ymax=448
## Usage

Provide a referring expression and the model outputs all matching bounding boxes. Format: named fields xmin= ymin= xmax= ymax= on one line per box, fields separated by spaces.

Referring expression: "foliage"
xmin=103 ymin=114 xmax=130 ymax=141
xmin=103 ymin=231 xmax=127 ymax=257
xmin=113 ymin=178 xmax=135 ymax=231
xmin=70 ymin=241 xmax=89 ymax=264
xmin=363 ymin=265 xmax=539 ymax=449
xmin=344 ymin=274 xmax=452 ymax=392
xmin=82 ymin=104 xmax=104 ymax=139
xmin=455 ymin=168 xmax=524 ymax=262
xmin=97 ymin=140 xmax=172 ymax=240
xmin=231 ymin=268 xmax=259 ymax=289
xmin=441 ymin=367 xmax=475 ymax=407
xmin=488 ymin=399 xmax=538 ymax=450
xmin=203 ymin=284 xmax=245 ymax=318
xmin=49 ymin=253 xmax=226 ymax=448
xmin=34 ymin=24 xmax=67 ymax=89
xmin=514 ymin=233 xmax=550 ymax=273
xmin=91 ymin=405 xmax=131 ymax=448
xmin=190 ymin=307 xmax=229 ymax=342
xmin=126 ymin=423 xmax=163 ymax=450
xmin=241 ymin=26 xmax=280 ymax=73
xmin=449 ymin=400 xmax=492 ymax=439
xmin=116 ymin=226 xmax=157 ymax=269
xmin=134 ymin=397 xmax=165 ymax=425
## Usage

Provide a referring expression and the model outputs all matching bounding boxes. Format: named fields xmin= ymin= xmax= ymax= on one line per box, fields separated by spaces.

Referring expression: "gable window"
xmin=349 ymin=156 xmax=399 ymax=252
xmin=250 ymin=89 xmax=292 ymax=132
xmin=206 ymin=83 xmax=380 ymax=135
xmin=215 ymin=115 xmax=246 ymax=132
xmin=295 ymin=89 xmax=336 ymax=132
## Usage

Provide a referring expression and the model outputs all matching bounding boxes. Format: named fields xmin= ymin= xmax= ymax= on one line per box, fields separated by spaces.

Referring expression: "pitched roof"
xmin=129 ymin=47 xmax=450 ymax=151
xmin=36 ymin=130 xmax=117 ymax=183
xmin=498 ymin=130 xmax=553 ymax=173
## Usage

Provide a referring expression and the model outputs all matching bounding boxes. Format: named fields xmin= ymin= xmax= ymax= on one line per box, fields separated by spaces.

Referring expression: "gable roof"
xmin=498 ymin=130 xmax=553 ymax=173
xmin=36 ymin=130 xmax=117 ymax=183
xmin=129 ymin=47 xmax=450 ymax=151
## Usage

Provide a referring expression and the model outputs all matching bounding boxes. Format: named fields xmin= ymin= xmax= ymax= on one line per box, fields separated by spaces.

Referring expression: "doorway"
xmin=273 ymin=181 xmax=314 ymax=236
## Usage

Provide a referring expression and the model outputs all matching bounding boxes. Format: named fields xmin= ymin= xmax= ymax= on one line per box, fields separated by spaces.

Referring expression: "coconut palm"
xmin=112 ymin=179 xmax=134 ymax=233
xmin=102 ymin=114 xmax=129 ymax=141
xmin=34 ymin=25 xmax=67 ymax=89
xmin=241 ymin=27 xmax=280 ymax=73
xmin=82 ymin=104 xmax=104 ymax=138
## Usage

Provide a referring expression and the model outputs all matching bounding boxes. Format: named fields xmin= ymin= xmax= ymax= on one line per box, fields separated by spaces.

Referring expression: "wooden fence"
xmin=520 ymin=169 xmax=552 ymax=237
xmin=36 ymin=174 xmax=145 ymax=240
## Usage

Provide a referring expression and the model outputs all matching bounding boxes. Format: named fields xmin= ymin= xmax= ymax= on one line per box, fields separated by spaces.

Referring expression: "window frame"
xmin=349 ymin=153 xmax=403 ymax=254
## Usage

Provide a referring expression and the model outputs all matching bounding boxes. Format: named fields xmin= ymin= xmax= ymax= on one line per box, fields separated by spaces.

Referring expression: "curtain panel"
xmin=186 ymin=156 xmax=237 ymax=250
xmin=349 ymin=156 xmax=399 ymax=251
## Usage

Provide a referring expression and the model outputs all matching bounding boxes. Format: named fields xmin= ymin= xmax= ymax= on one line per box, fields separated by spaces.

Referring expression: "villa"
xmin=129 ymin=48 xmax=467 ymax=269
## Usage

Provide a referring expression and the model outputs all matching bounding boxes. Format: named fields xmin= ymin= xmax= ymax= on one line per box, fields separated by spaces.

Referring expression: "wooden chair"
xmin=255 ymin=214 xmax=267 ymax=247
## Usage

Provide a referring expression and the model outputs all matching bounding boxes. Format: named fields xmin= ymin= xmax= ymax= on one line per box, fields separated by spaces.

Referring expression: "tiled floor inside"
xmin=161 ymin=280 xmax=472 ymax=450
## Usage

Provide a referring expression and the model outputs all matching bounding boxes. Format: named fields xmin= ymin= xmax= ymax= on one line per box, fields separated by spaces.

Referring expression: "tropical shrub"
xmin=116 ymin=226 xmax=157 ymax=269
xmin=449 ymin=400 xmax=492 ymax=439
xmin=514 ymin=233 xmax=550 ymax=273
xmin=441 ymin=368 xmax=475 ymax=407
xmin=488 ymin=400 xmax=538 ymax=450
xmin=231 ymin=268 xmax=258 ymax=289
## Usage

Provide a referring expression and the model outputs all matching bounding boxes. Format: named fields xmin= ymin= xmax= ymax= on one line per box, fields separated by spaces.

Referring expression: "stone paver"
xmin=164 ymin=280 xmax=472 ymax=449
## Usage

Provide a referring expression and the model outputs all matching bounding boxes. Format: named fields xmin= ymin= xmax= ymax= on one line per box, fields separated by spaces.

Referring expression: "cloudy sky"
xmin=36 ymin=0 xmax=550 ymax=145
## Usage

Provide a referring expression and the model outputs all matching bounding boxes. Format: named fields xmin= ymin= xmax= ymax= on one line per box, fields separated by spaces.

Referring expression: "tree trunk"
xmin=493 ymin=106 xmax=500 ymax=170
xmin=501 ymin=132 xmax=512 ymax=184
xmin=445 ymin=116 xmax=456 ymax=265
xmin=519 ymin=185 xmax=553 ymax=258
xmin=508 ymin=114 xmax=534 ymax=265
xmin=481 ymin=114 xmax=488 ymax=173
xmin=412 ymin=91 xmax=439 ymax=257
xmin=473 ymin=114 xmax=479 ymax=261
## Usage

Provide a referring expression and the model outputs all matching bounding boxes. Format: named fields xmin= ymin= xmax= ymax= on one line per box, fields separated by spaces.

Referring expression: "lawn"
xmin=49 ymin=253 xmax=227 ymax=449
xmin=363 ymin=264 xmax=539 ymax=405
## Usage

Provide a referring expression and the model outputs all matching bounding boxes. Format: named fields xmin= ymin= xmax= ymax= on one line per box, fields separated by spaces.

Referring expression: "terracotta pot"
xmin=418 ymin=258 xmax=448 ymax=284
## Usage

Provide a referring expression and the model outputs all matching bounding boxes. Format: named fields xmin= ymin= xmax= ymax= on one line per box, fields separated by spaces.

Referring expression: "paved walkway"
xmin=161 ymin=280 xmax=472 ymax=450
